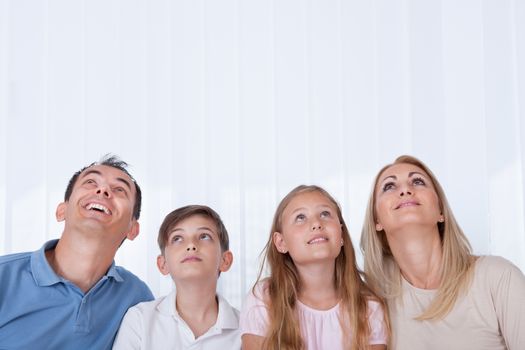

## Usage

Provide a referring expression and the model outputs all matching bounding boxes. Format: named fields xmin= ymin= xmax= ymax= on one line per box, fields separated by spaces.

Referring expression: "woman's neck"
xmin=386 ymin=226 xmax=443 ymax=289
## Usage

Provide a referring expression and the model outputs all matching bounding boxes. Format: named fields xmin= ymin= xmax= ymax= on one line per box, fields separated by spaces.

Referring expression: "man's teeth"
xmin=86 ymin=203 xmax=111 ymax=215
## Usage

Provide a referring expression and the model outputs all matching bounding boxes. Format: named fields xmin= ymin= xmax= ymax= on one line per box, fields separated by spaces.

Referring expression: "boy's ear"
xmin=56 ymin=202 xmax=66 ymax=222
xmin=157 ymin=255 xmax=170 ymax=275
xmin=273 ymin=231 xmax=288 ymax=254
xmin=125 ymin=221 xmax=140 ymax=241
xmin=219 ymin=250 xmax=233 ymax=273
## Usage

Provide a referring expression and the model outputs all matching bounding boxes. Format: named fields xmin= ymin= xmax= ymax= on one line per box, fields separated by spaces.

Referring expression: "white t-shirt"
xmin=112 ymin=290 xmax=241 ymax=350
xmin=390 ymin=255 xmax=525 ymax=350
xmin=240 ymin=281 xmax=388 ymax=349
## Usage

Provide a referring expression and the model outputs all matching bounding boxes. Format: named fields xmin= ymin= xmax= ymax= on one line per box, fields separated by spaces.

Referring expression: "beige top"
xmin=389 ymin=256 xmax=525 ymax=350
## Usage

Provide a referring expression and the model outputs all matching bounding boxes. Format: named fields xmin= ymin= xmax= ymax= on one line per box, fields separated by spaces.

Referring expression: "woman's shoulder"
xmin=475 ymin=255 xmax=521 ymax=273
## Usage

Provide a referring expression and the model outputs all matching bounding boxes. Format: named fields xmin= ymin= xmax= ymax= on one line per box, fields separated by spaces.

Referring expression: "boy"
xmin=113 ymin=205 xmax=241 ymax=349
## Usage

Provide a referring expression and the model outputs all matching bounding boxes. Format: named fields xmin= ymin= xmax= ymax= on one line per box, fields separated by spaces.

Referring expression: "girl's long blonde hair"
xmin=360 ymin=155 xmax=475 ymax=320
xmin=255 ymin=185 xmax=389 ymax=350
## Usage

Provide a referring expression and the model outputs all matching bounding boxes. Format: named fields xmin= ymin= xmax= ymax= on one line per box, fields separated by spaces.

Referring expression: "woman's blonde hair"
xmin=360 ymin=155 xmax=474 ymax=320
xmin=255 ymin=185 xmax=389 ymax=350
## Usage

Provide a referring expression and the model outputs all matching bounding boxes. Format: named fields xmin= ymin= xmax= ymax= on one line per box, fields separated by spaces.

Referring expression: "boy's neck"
xmin=175 ymin=281 xmax=219 ymax=339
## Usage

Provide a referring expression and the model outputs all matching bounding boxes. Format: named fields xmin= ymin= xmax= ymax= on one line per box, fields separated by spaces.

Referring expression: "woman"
xmin=361 ymin=155 xmax=525 ymax=350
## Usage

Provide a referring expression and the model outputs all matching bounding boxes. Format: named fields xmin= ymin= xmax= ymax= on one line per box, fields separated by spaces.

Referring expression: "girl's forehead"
xmin=283 ymin=191 xmax=336 ymax=213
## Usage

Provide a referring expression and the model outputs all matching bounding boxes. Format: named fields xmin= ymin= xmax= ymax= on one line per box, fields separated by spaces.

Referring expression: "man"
xmin=0 ymin=155 xmax=154 ymax=349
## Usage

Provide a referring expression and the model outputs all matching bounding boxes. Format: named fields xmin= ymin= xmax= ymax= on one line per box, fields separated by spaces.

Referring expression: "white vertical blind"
xmin=1 ymin=0 xmax=524 ymax=309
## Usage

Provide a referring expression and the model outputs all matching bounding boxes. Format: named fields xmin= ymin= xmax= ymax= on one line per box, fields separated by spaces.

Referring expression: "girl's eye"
xmin=382 ymin=182 xmax=395 ymax=192
xmin=412 ymin=177 xmax=426 ymax=186
xmin=295 ymin=214 xmax=306 ymax=222
xmin=320 ymin=210 xmax=331 ymax=218
xmin=200 ymin=233 xmax=212 ymax=240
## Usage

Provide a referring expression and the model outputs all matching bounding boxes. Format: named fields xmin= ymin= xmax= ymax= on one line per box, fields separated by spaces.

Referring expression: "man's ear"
xmin=219 ymin=250 xmax=233 ymax=273
xmin=273 ymin=231 xmax=288 ymax=254
xmin=125 ymin=221 xmax=140 ymax=241
xmin=56 ymin=202 xmax=66 ymax=222
xmin=157 ymin=254 xmax=170 ymax=275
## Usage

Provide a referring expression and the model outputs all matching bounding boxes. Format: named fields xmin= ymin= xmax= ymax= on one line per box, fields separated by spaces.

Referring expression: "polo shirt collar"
xmin=158 ymin=290 xmax=238 ymax=330
xmin=30 ymin=239 xmax=122 ymax=286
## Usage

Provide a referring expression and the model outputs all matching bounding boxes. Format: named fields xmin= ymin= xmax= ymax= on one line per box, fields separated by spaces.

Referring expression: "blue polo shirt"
xmin=0 ymin=239 xmax=154 ymax=349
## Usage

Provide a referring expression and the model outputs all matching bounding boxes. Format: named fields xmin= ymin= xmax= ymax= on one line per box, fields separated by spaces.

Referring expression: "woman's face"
xmin=374 ymin=163 xmax=443 ymax=234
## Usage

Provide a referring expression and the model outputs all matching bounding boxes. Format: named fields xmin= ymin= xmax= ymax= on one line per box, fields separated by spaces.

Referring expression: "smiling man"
xmin=0 ymin=155 xmax=153 ymax=349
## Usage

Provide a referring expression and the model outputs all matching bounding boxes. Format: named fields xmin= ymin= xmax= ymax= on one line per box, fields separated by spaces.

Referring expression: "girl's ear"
xmin=156 ymin=255 xmax=170 ymax=275
xmin=273 ymin=232 xmax=288 ymax=254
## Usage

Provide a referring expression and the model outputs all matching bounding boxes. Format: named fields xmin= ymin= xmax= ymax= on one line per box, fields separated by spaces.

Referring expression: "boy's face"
xmin=157 ymin=214 xmax=232 ymax=283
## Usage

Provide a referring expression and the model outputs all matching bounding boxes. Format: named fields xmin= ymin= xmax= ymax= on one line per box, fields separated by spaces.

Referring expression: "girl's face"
xmin=374 ymin=163 xmax=442 ymax=234
xmin=273 ymin=191 xmax=344 ymax=267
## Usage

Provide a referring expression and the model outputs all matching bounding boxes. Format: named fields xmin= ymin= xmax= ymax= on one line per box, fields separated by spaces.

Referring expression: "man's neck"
xmin=45 ymin=233 xmax=117 ymax=293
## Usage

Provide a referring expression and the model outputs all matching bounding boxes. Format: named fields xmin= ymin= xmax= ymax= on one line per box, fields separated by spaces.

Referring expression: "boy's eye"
xmin=85 ymin=179 xmax=96 ymax=185
xmin=170 ymin=235 xmax=182 ymax=243
xmin=382 ymin=182 xmax=395 ymax=192
xmin=199 ymin=233 xmax=212 ymax=240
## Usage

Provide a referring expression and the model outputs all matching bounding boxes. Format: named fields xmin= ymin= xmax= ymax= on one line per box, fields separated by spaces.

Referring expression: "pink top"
xmin=240 ymin=282 xmax=387 ymax=349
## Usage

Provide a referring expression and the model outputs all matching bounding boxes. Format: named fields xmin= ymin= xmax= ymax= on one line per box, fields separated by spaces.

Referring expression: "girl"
xmin=241 ymin=185 xmax=388 ymax=350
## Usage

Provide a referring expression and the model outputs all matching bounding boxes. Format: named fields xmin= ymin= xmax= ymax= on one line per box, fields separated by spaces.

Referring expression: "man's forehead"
xmin=78 ymin=164 xmax=135 ymax=190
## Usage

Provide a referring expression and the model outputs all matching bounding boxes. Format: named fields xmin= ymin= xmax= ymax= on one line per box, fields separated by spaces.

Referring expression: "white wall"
xmin=1 ymin=0 xmax=524 ymax=309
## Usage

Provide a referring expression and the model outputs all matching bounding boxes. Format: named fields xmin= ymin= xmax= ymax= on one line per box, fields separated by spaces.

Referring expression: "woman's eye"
xmin=382 ymin=182 xmax=395 ymax=192
xmin=412 ymin=177 xmax=426 ymax=186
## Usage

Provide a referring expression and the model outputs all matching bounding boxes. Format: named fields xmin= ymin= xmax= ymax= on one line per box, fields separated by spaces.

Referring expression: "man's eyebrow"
xmin=81 ymin=169 xmax=102 ymax=178
xmin=115 ymin=177 xmax=132 ymax=190
xmin=81 ymin=169 xmax=132 ymax=190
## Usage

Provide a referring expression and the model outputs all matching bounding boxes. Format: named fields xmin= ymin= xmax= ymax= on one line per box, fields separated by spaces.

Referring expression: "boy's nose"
xmin=186 ymin=246 xmax=196 ymax=251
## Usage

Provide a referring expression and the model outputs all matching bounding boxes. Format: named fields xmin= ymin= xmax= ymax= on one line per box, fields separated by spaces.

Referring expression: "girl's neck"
xmin=387 ymin=225 xmax=443 ymax=289
xmin=296 ymin=261 xmax=339 ymax=310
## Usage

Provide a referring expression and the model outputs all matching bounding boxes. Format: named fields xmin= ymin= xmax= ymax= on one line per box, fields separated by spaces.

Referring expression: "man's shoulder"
xmin=112 ymin=264 xmax=146 ymax=283
xmin=0 ymin=251 xmax=32 ymax=267
xmin=111 ymin=264 xmax=154 ymax=299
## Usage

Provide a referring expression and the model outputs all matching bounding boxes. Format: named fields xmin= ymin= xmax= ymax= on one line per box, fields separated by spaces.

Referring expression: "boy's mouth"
xmin=181 ymin=256 xmax=202 ymax=263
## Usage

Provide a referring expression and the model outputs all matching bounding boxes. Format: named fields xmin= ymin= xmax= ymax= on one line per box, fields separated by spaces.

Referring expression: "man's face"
xmin=56 ymin=165 xmax=139 ymax=243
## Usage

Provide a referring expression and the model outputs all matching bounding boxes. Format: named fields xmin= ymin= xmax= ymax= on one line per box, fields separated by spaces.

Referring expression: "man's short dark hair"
xmin=64 ymin=154 xmax=142 ymax=219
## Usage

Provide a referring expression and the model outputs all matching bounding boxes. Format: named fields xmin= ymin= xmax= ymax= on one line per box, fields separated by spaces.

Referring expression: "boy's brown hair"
xmin=157 ymin=205 xmax=230 ymax=254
